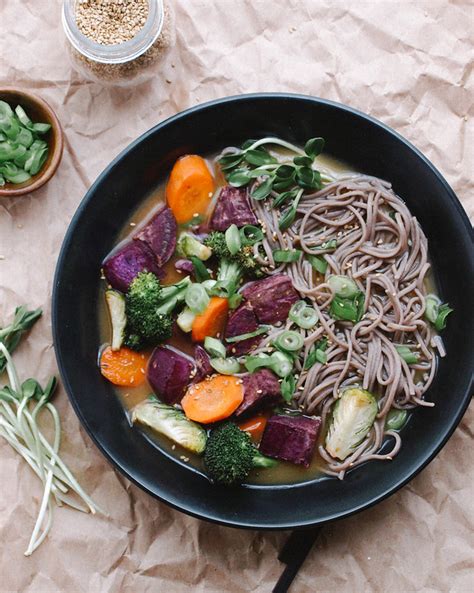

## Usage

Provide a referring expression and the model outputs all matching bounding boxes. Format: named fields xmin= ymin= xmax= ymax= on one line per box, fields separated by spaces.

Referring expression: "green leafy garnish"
xmin=281 ymin=374 xmax=296 ymax=403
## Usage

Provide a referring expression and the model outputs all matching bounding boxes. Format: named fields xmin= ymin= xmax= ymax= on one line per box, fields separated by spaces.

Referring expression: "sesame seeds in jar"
xmin=62 ymin=0 xmax=175 ymax=86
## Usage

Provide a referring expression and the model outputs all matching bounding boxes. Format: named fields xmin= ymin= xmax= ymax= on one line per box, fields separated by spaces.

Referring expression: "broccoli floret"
xmin=125 ymin=272 xmax=190 ymax=348
xmin=204 ymin=231 xmax=230 ymax=259
xmin=124 ymin=332 xmax=146 ymax=351
xmin=204 ymin=422 xmax=276 ymax=485
xmin=204 ymin=231 xmax=264 ymax=279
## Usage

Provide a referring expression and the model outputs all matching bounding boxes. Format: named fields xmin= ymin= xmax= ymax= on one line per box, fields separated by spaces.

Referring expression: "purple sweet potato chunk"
xmin=210 ymin=186 xmax=257 ymax=231
xmin=259 ymin=415 xmax=321 ymax=467
xmin=134 ymin=205 xmax=177 ymax=267
xmin=193 ymin=345 xmax=213 ymax=383
xmin=241 ymin=274 xmax=300 ymax=324
xmin=147 ymin=346 xmax=195 ymax=405
xmin=102 ymin=241 xmax=162 ymax=293
xmin=225 ymin=302 xmax=261 ymax=356
xmin=234 ymin=369 xmax=281 ymax=417
xmin=175 ymin=258 xmax=195 ymax=276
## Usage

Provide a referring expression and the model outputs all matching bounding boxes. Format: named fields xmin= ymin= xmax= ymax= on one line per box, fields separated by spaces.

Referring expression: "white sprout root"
xmin=0 ymin=343 xmax=103 ymax=556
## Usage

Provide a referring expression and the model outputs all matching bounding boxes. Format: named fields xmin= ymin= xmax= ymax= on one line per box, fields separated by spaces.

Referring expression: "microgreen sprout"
xmin=0 ymin=307 xmax=103 ymax=556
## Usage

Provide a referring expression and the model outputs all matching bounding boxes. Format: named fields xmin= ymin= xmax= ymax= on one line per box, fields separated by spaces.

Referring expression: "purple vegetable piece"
xmin=147 ymin=346 xmax=195 ymax=405
xmin=225 ymin=302 xmax=261 ymax=356
xmin=259 ymin=415 xmax=321 ymax=467
xmin=193 ymin=345 xmax=213 ymax=382
xmin=241 ymin=274 xmax=300 ymax=324
xmin=210 ymin=186 xmax=257 ymax=231
xmin=175 ymin=258 xmax=195 ymax=276
xmin=102 ymin=241 xmax=162 ymax=293
xmin=234 ymin=369 xmax=281 ymax=417
xmin=134 ymin=205 xmax=177 ymax=267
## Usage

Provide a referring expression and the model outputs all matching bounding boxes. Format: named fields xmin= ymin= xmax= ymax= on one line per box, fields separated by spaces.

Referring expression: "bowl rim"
xmin=0 ymin=87 xmax=64 ymax=197
xmin=52 ymin=93 xmax=474 ymax=529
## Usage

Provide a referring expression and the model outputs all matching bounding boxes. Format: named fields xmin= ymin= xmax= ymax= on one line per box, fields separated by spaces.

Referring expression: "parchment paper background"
xmin=0 ymin=1 xmax=472 ymax=592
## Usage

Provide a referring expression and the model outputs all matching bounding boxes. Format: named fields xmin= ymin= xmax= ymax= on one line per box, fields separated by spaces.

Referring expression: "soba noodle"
xmin=247 ymin=174 xmax=443 ymax=478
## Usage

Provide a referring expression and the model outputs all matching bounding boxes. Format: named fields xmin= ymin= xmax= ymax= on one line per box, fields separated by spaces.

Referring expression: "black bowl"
xmin=52 ymin=94 xmax=474 ymax=529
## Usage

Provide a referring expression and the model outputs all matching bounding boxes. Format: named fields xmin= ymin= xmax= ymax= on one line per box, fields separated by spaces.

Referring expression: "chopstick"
xmin=273 ymin=526 xmax=322 ymax=593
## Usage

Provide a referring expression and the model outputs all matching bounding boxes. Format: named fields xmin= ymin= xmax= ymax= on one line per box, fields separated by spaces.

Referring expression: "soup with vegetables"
xmin=99 ymin=136 xmax=452 ymax=486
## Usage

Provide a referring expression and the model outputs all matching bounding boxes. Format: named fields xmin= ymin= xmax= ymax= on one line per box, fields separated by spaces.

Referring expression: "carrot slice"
xmin=238 ymin=415 xmax=268 ymax=443
xmin=100 ymin=346 xmax=147 ymax=387
xmin=182 ymin=374 xmax=244 ymax=424
xmin=191 ymin=296 xmax=229 ymax=342
xmin=166 ymin=155 xmax=215 ymax=224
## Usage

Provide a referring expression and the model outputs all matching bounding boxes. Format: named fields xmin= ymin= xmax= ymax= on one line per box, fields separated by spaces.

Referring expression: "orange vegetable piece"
xmin=191 ymin=297 xmax=229 ymax=342
xmin=238 ymin=415 xmax=268 ymax=443
xmin=181 ymin=374 xmax=244 ymax=424
xmin=166 ymin=154 xmax=215 ymax=224
xmin=100 ymin=346 xmax=147 ymax=387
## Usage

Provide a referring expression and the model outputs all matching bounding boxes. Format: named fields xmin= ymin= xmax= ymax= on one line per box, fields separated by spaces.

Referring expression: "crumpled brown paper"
xmin=0 ymin=1 xmax=472 ymax=592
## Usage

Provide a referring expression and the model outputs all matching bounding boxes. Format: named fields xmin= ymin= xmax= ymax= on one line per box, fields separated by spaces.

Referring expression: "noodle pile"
xmin=249 ymin=174 xmax=443 ymax=478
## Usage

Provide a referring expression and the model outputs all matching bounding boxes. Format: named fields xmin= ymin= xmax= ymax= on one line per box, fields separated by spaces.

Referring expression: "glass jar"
xmin=62 ymin=0 xmax=175 ymax=87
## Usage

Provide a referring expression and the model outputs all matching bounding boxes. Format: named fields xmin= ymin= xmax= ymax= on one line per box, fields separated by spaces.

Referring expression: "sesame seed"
xmin=129 ymin=222 xmax=136 ymax=227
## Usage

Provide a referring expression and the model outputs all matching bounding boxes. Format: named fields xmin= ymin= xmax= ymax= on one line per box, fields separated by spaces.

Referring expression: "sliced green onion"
xmin=396 ymin=345 xmax=420 ymax=365
xmin=189 ymin=256 xmax=211 ymax=282
xmin=312 ymin=239 xmax=337 ymax=252
xmin=210 ymin=357 xmax=241 ymax=375
xmin=289 ymin=300 xmax=318 ymax=329
xmin=239 ymin=225 xmax=264 ymax=246
xmin=204 ymin=337 xmax=227 ymax=359
xmin=328 ymin=275 xmax=359 ymax=298
xmin=304 ymin=337 xmax=329 ymax=369
xmin=330 ymin=292 xmax=365 ymax=323
xmin=281 ymin=374 xmax=296 ymax=403
xmin=385 ymin=408 xmax=408 ymax=431
xmin=31 ymin=122 xmax=51 ymax=134
xmin=273 ymin=330 xmax=304 ymax=353
xmin=226 ymin=325 xmax=271 ymax=343
xmin=0 ymin=100 xmax=14 ymax=120
xmin=307 ymin=254 xmax=328 ymax=274
xmin=0 ymin=141 xmax=26 ymax=161
xmin=0 ymin=174 xmax=5 ymax=187
xmin=16 ymin=127 xmax=34 ymax=148
xmin=0 ymin=163 xmax=31 ymax=184
xmin=434 ymin=303 xmax=453 ymax=331
xmin=185 ymin=283 xmax=210 ymax=314
xmin=225 ymin=224 xmax=241 ymax=255
xmin=424 ymin=294 xmax=440 ymax=324
xmin=26 ymin=146 xmax=48 ymax=175
xmin=244 ymin=353 xmax=271 ymax=373
xmin=273 ymin=249 xmax=302 ymax=263
xmin=269 ymin=351 xmax=294 ymax=377
xmin=15 ymin=105 xmax=32 ymax=127
xmin=425 ymin=294 xmax=453 ymax=331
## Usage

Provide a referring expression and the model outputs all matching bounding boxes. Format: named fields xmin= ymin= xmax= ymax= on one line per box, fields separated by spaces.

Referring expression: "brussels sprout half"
xmin=325 ymin=387 xmax=377 ymax=461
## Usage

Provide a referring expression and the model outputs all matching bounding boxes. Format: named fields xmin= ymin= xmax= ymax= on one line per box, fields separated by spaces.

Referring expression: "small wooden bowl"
xmin=0 ymin=88 xmax=64 ymax=197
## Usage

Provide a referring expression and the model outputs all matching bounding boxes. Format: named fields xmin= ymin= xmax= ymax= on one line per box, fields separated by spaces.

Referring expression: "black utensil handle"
xmin=273 ymin=527 xmax=322 ymax=593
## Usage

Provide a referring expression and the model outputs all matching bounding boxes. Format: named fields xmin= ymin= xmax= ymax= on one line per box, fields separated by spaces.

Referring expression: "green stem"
xmin=247 ymin=137 xmax=305 ymax=155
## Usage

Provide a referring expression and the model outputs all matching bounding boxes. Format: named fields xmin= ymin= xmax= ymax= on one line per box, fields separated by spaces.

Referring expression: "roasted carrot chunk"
xmin=182 ymin=374 xmax=244 ymax=424
xmin=191 ymin=297 xmax=229 ymax=342
xmin=166 ymin=155 xmax=215 ymax=224
xmin=100 ymin=346 xmax=147 ymax=387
